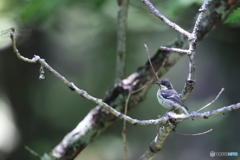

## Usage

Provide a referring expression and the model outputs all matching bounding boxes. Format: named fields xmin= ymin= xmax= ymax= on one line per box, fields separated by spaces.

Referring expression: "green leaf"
xmin=225 ymin=8 xmax=240 ymax=23
xmin=20 ymin=0 xmax=68 ymax=24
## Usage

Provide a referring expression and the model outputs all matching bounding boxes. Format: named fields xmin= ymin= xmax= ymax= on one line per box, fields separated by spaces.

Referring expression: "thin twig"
xmin=142 ymin=0 xmax=192 ymax=38
xmin=159 ymin=46 xmax=190 ymax=55
xmin=10 ymin=32 xmax=38 ymax=63
xmin=122 ymin=91 xmax=131 ymax=160
xmin=25 ymin=146 xmax=41 ymax=158
xmin=144 ymin=44 xmax=167 ymax=82
xmin=115 ymin=0 xmax=130 ymax=83
xmin=197 ymin=88 xmax=225 ymax=112
xmin=122 ymin=78 xmax=155 ymax=159
xmin=144 ymin=44 xmax=160 ymax=81
xmin=174 ymin=128 xmax=212 ymax=136
xmin=117 ymin=1 xmax=130 ymax=158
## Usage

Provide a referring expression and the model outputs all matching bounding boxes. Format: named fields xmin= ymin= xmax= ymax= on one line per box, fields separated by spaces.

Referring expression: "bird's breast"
xmin=157 ymin=90 xmax=174 ymax=109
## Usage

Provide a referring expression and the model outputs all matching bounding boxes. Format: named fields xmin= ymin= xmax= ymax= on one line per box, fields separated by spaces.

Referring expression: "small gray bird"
xmin=156 ymin=78 xmax=191 ymax=117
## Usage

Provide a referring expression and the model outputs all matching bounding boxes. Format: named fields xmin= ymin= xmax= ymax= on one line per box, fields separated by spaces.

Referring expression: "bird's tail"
xmin=180 ymin=106 xmax=194 ymax=121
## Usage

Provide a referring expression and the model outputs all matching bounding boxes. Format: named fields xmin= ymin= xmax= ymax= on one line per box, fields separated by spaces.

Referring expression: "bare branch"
xmin=115 ymin=0 xmax=130 ymax=82
xmin=142 ymin=0 xmax=212 ymax=100
xmin=198 ymin=0 xmax=212 ymax=12
xmin=142 ymin=0 xmax=192 ymax=38
xmin=122 ymin=91 xmax=131 ymax=160
xmin=144 ymin=44 xmax=160 ymax=81
xmin=181 ymin=0 xmax=212 ymax=100
xmin=159 ymin=46 xmax=190 ymax=54
xmin=122 ymin=81 xmax=154 ymax=160
xmin=9 ymin=31 xmax=38 ymax=63
xmin=117 ymin=3 xmax=132 ymax=155
xmin=174 ymin=128 xmax=212 ymax=136
xmin=197 ymin=88 xmax=225 ymax=112
xmin=139 ymin=121 xmax=175 ymax=160
xmin=25 ymin=146 xmax=41 ymax=159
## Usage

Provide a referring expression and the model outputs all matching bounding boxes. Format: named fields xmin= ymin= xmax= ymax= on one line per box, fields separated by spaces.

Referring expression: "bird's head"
xmin=155 ymin=78 xmax=173 ymax=90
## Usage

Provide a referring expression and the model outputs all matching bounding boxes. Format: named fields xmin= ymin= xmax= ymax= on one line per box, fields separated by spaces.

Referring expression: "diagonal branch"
xmin=197 ymin=88 xmax=225 ymax=112
xmin=139 ymin=121 xmax=175 ymax=160
xmin=142 ymin=0 xmax=192 ymax=38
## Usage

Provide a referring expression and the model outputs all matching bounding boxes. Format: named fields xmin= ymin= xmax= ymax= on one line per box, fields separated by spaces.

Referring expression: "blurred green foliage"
xmin=0 ymin=0 xmax=240 ymax=160
xmin=20 ymin=0 xmax=68 ymax=24
xmin=225 ymin=8 xmax=240 ymax=23
xmin=0 ymin=0 xmax=204 ymax=25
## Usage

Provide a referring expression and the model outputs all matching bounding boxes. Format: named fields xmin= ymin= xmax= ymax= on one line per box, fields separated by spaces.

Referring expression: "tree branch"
xmin=142 ymin=0 xmax=192 ymax=38
xmin=139 ymin=121 xmax=175 ymax=160
xmin=115 ymin=0 xmax=130 ymax=82
xmin=197 ymin=88 xmax=225 ymax=112
xmin=143 ymin=0 xmax=211 ymax=100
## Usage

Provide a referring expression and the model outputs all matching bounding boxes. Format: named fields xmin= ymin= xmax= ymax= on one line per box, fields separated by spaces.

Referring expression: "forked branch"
xmin=142 ymin=0 xmax=212 ymax=100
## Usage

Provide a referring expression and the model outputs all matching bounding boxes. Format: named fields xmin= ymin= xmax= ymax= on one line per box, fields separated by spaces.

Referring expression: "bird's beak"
xmin=155 ymin=82 xmax=160 ymax=85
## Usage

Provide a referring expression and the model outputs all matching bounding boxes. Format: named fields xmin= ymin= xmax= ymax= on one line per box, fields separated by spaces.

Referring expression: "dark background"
xmin=0 ymin=0 xmax=240 ymax=160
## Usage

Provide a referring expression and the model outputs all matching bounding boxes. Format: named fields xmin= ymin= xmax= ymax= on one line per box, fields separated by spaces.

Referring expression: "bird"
xmin=155 ymin=78 xmax=192 ymax=119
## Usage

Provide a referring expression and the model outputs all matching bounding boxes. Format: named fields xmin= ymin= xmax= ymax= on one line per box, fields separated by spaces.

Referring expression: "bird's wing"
xmin=161 ymin=90 xmax=188 ymax=110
